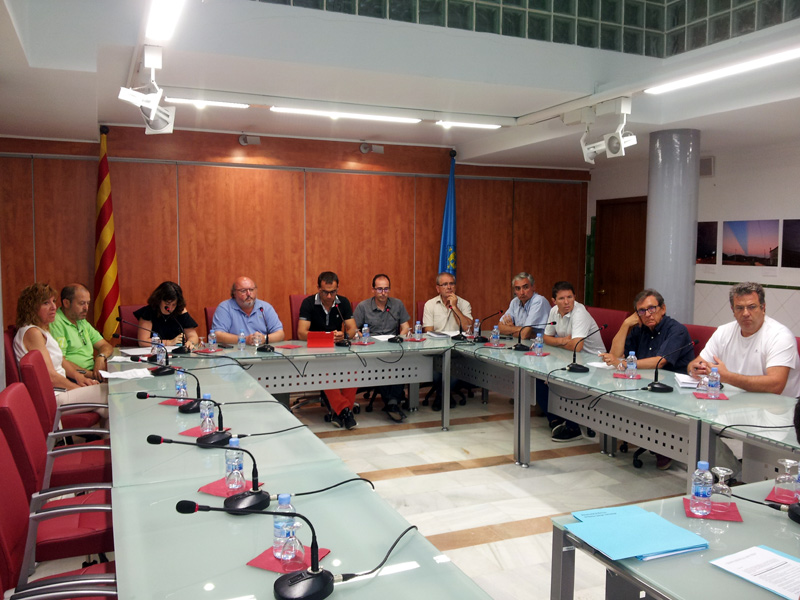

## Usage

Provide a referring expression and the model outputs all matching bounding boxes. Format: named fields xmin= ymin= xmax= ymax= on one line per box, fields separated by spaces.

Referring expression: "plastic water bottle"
xmin=150 ymin=332 xmax=159 ymax=354
xmin=199 ymin=393 xmax=213 ymax=419
xmin=707 ymin=367 xmax=721 ymax=399
xmin=472 ymin=318 xmax=480 ymax=341
xmin=414 ymin=321 xmax=422 ymax=341
xmin=237 ymin=331 xmax=246 ymax=351
xmin=273 ymin=494 xmax=296 ymax=559
xmin=225 ymin=435 xmax=245 ymax=494
xmin=690 ymin=460 xmax=713 ymax=516
xmin=208 ymin=330 xmax=217 ymax=351
xmin=626 ymin=351 xmax=637 ymax=379
xmin=174 ymin=368 xmax=188 ymax=399
xmin=534 ymin=333 xmax=544 ymax=356
xmin=361 ymin=323 xmax=370 ymax=344
xmin=490 ymin=325 xmax=500 ymax=346
xmin=200 ymin=394 xmax=215 ymax=433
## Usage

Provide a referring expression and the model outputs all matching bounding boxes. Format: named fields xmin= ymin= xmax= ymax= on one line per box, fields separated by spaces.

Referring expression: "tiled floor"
xmin=26 ymin=390 xmax=688 ymax=600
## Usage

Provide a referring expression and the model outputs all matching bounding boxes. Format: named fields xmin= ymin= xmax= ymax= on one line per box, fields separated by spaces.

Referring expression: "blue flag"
xmin=438 ymin=156 xmax=456 ymax=276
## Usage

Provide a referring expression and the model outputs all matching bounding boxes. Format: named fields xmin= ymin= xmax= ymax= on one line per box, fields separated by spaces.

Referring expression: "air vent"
xmin=699 ymin=156 xmax=715 ymax=178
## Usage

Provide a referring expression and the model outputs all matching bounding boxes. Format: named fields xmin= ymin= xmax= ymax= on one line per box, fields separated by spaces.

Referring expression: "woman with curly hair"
xmin=134 ymin=281 xmax=199 ymax=349
xmin=13 ymin=282 xmax=107 ymax=412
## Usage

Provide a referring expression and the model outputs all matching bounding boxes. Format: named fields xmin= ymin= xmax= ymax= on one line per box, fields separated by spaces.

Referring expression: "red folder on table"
xmin=307 ymin=331 xmax=335 ymax=348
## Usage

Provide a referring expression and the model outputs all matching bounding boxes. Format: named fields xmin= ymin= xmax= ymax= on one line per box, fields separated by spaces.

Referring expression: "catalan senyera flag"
xmin=438 ymin=155 xmax=457 ymax=276
xmin=94 ymin=126 xmax=121 ymax=339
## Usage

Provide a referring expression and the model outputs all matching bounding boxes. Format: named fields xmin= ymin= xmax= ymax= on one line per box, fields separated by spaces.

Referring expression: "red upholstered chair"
xmin=117 ymin=305 xmax=144 ymax=347
xmin=585 ymin=306 xmax=630 ymax=351
xmin=289 ymin=294 xmax=306 ymax=340
xmin=18 ymin=351 xmax=111 ymax=487
xmin=685 ymin=323 xmax=717 ymax=358
xmin=204 ymin=305 xmax=217 ymax=334
xmin=0 ymin=384 xmax=113 ymax=578
xmin=4 ymin=330 xmax=19 ymax=384
xmin=0 ymin=429 xmax=115 ymax=594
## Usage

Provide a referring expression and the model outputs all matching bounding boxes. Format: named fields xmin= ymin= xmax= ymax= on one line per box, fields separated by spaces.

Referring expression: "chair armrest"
xmin=31 ymin=503 xmax=112 ymax=523
xmin=49 ymin=428 xmax=110 ymax=441
xmin=14 ymin=573 xmax=116 ymax=596
xmin=31 ymin=482 xmax=113 ymax=510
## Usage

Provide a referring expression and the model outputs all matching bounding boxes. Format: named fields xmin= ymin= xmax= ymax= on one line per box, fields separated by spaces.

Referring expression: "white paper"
xmin=107 ymin=355 xmax=132 ymax=363
xmin=426 ymin=331 xmax=453 ymax=338
xmin=711 ymin=545 xmax=800 ymax=599
xmin=587 ymin=361 xmax=612 ymax=369
xmin=674 ymin=373 xmax=699 ymax=388
xmin=373 ymin=335 xmax=395 ymax=341
xmin=99 ymin=368 xmax=154 ymax=380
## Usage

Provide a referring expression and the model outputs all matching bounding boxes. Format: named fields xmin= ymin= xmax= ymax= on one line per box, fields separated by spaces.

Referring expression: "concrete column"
xmin=645 ymin=129 xmax=701 ymax=324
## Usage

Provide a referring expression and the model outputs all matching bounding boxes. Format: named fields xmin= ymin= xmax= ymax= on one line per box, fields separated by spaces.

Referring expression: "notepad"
xmin=712 ymin=546 xmax=800 ymax=599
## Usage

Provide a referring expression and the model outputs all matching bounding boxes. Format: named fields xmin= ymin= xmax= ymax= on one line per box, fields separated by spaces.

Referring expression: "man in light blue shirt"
xmin=211 ymin=276 xmax=285 ymax=345
xmin=498 ymin=272 xmax=551 ymax=339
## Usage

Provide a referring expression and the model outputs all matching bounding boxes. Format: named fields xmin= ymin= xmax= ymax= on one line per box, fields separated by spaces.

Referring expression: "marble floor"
xmin=23 ymin=389 xmax=688 ymax=600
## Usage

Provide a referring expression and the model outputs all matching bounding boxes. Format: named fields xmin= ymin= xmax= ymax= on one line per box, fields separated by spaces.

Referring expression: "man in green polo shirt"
xmin=50 ymin=284 xmax=113 ymax=381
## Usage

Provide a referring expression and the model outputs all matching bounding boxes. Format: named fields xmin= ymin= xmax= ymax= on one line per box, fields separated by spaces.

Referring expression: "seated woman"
xmin=13 ymin=282 xmax=108 ymax=413
xmin=135 ymin=281 xmax=200 ymax=350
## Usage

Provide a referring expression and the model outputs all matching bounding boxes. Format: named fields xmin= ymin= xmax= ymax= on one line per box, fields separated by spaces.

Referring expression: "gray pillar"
xmin=645 ymin=129 xmax=701 ymax=324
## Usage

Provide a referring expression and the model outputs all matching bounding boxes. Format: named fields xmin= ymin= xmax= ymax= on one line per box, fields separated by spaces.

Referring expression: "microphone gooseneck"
xmin=384 ymin=306 xmax=404 ymax=343
xmin=449 ymin=305 xmax=467 ymax=341
xmin=644 ymin=339 xmax=699 ymax=393
xmin=114 ymin=333 xmax=172 ymax=375
xmin=257 ymin=306 xmax=275 ymax=353
xmin=473 ymin=309 xmax=503 ymax=343
xmin=565 ymin=324 xmax=607 ymax=373
xmin=169 ymin=312 xmax=191 ymax=355
xmin=334 ymin=301 xmax=351 ymax=347
xmin=513 ymin=321 xmax=557 ymax=351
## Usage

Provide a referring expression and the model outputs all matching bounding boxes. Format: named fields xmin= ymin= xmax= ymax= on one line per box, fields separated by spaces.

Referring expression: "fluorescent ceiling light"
xmin=165 ymin=97 xmax=249 ymax=109
xmin=645 ymin=46 xmax=800 ymax=94
xmin=436 ymin=121 xmax=501 ymax=130
xmin=145 ymin=0 xmax=187 ymax=41
xmin=270 ymin=106 xmax=421 ymax=124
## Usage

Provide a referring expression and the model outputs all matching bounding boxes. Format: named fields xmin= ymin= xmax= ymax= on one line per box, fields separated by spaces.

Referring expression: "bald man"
xmin=211 ymin=276 xmax=285 ymax=346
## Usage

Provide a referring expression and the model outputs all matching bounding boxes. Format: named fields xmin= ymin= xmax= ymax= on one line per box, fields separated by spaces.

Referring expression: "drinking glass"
xmin=280 ymin=521 xmax=305 ymax=573
xmin=197 ymin=337 xmax=205 ymax=351
xmin=710 ymin=466 xmax=733 ymax=512
xmin=774 ymin=458 xmax=798 ymax=503
xmin=696 ymin=376 xmax=708 ymax=394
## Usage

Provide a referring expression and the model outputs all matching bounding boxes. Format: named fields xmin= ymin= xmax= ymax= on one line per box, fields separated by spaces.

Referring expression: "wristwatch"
xmin=97 ymin=353 xmax=108 ymax=361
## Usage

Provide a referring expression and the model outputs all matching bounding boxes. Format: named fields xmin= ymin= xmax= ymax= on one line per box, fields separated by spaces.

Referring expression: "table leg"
xmin=515 ymin=370 xmax=531 ymax=467
xmin=550 ymin=525 xmax=575 ymax=600
xmin=441 ymin=348 xmax=451 ymax=431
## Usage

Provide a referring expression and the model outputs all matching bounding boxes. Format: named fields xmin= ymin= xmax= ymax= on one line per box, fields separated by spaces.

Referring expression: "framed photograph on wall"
xmin=782 ymin=220 xmax=800 ymax=268
xmin=722 ymin=220 xmax=779 ymax=267
xmin=696 ymin=221 xmax=718 ymax=264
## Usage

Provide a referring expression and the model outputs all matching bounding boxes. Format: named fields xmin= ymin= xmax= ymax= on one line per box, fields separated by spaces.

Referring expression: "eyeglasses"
xmin=733 ymin=304 xmax=762 ymax=314
xmin=636 ymin=305 xmax=660 ymax=317
xmin=374 ymin=287 xmax=390 ymax=293
xmin=437 ymin=282 xmax=455 ymax=288
xmin=234 ymin=287 xmax=257 ymax=295
xmin=319 ymin=289 xmax=338 ymax=297
xmin=78 ymin=329 xmax=88 ymax=346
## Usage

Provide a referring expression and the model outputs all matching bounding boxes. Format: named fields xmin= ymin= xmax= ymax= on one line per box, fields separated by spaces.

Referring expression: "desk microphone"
xmin=473 ymin=310 xmax=504 ymax=343
xmin=449 ymin=306 xmax=467 ymax=341
xmin=513 ymin=322 xmax=556 ymax=351
xmin=644 ymin=339 xmax=699 ymax=393
xmin=176 ymin=500 xmax=334 ymax=600
xmin=149 ymin=436 xmax=272 ymax=512
xmin=257 ymin=307 xmax=275 ymax=353
xmin=334 ymin=301 xmax=351 ymax=347
xmin=384 ymin=306 xmax=404 ymax=343
xmin=565 ymin=325 xmax=607 ymax=373
xmin=138 ymin=392 xmax=231 ymax=445
xmin=113 ymin=333 xmax=172 ymax=375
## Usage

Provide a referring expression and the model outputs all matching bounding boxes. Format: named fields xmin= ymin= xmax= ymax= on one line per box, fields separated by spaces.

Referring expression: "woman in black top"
xmin=134 ymin=281 xmax=200 ymax=349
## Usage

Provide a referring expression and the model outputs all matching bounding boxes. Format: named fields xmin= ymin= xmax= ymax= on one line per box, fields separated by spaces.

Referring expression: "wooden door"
xmin=594 ymin=197 xmax=647 ymax=310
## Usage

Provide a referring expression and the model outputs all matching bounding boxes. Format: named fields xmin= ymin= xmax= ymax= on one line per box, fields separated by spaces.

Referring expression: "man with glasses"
xmin=498 ymin=272 xmax=550 ymax=339
xmin=688 ymin=282 xmax=800 ymax=396
xmin=422 ymin=272 xmax=473 ymax=334
xmin=298 ymin=271 xmax=359 ymax=429
xmin=211 ymin=276 xmax=285 ymax=346
xmin=354 ymin=274 xmax=411 ymax=421
xmin=50 ymin=283 xmax=114 ymax=382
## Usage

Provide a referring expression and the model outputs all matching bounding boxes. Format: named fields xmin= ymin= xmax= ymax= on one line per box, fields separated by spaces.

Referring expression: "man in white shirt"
xmin=422 ymin=272 xmax=473 ymax=334
xmin=688 ymin=282 xmax=800 ymax=398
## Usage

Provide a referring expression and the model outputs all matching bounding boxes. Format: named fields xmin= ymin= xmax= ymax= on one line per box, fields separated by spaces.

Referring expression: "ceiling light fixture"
xmin=118 ymin=46 xmax=175 ymax=135
xmin=270 ymin=106 xmax=421 ymax=124
xmin=145 ymin=0 xmax=187 ymax=41
xmin=575 ymin=101 xmax=637 ymax=164
xmin=644 ymin=46 xmax=800 ymax=94
xmin=436 ymin=121 xmax=501 ymax=130
xmin=165 ymin=97 xmax=249 ymax=109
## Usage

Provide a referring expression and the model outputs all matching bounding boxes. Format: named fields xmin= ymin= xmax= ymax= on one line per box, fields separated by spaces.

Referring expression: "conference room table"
xmin=107 ymin=352 xmax=491 ymax=599
xmin=550 ymin=479 xmax=800 ymax=600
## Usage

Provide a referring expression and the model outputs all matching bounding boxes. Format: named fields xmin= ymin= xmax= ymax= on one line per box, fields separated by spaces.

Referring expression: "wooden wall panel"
xmin=455 ymin=179 xmax=514 ymax=321
xmin=512 ymin=181 xmax=588 ymax=304
xmin=414 ymin=176 xmax=448 ymax=319
xmin=0 ymin=158 xmax=35 ymax=325
xmin=111 ymin=162 xmax=179 ymax=311
xmin=305 ymin=172 xmax=416 ymax=319
xmin=179 ymin=166 xmax=305 ymax=334
xmin=32 ymin=159 xmax=96 ymax=291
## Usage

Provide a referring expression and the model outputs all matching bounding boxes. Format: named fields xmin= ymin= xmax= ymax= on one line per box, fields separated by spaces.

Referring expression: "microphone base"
xmin=172 ymin=346 xmax=191 ymax=355
xmin=257 ymin=344 xmax=275 ymax=353
xmin=566 ymin=363 xmax=590 ymax=373
xmin=451 ymin=333 xmax=468 ymax=341
xmin=513 ymin=343 xmax=529 ymax=351
xmin=178 ymin=400 xmax=201 ymax=414
xmin=646 ymin=381 xmax=674 ymax=393
xmin=196 ymin=430 xmax=233 ymax=446
xmin=223 ymin=489 xmax=272 ymax=514
xmin=151 ymin=366 xmax=174 ymax=377
xmin=474 ymin=335 xmax=488 ymax=343
xmin=334 ymin=340 xmax=351 ymax=347
xmin=388 ymin=336 xmax=403 ymax=343
xmin=274 ymin=568 xmax=334 ymax=600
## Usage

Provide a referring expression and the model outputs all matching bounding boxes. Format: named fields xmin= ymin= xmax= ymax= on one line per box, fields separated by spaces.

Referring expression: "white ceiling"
xmin=2 ymin=0 xmax=800 ymax=170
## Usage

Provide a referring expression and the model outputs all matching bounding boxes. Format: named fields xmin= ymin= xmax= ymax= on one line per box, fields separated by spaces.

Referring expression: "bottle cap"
xmin=711 ymin=367 xmax=718 ymax=373
xmin=278 ymin=493 xmax=291 ymax=505
xmin=697 ymin=460 xmax=709 ymax=470
xmin=228 ymin=435 xmax=239 ymax=447
xmin=202 ymin=393 xmax=211 ymax=399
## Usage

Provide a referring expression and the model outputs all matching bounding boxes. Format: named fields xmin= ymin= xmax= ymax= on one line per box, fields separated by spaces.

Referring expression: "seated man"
xmin=498 ymin=272 xmax=551 ymax=339
xmin=49 ymin=283 xmax=114 ymax=382
xmin=354 ymin=274 xmax=411 ymax=421
xmin=211 ymin=276 xmax=285 ymax=346
xmin=297 ymin=271 xmax=359 ymax=429
xmin=601 ymin=288 xmax=694 ymax=470
xmin=543 ymin=281 xmax=606 ymax=442
xmin=422 ymin=272 xmax=473 ymax=410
